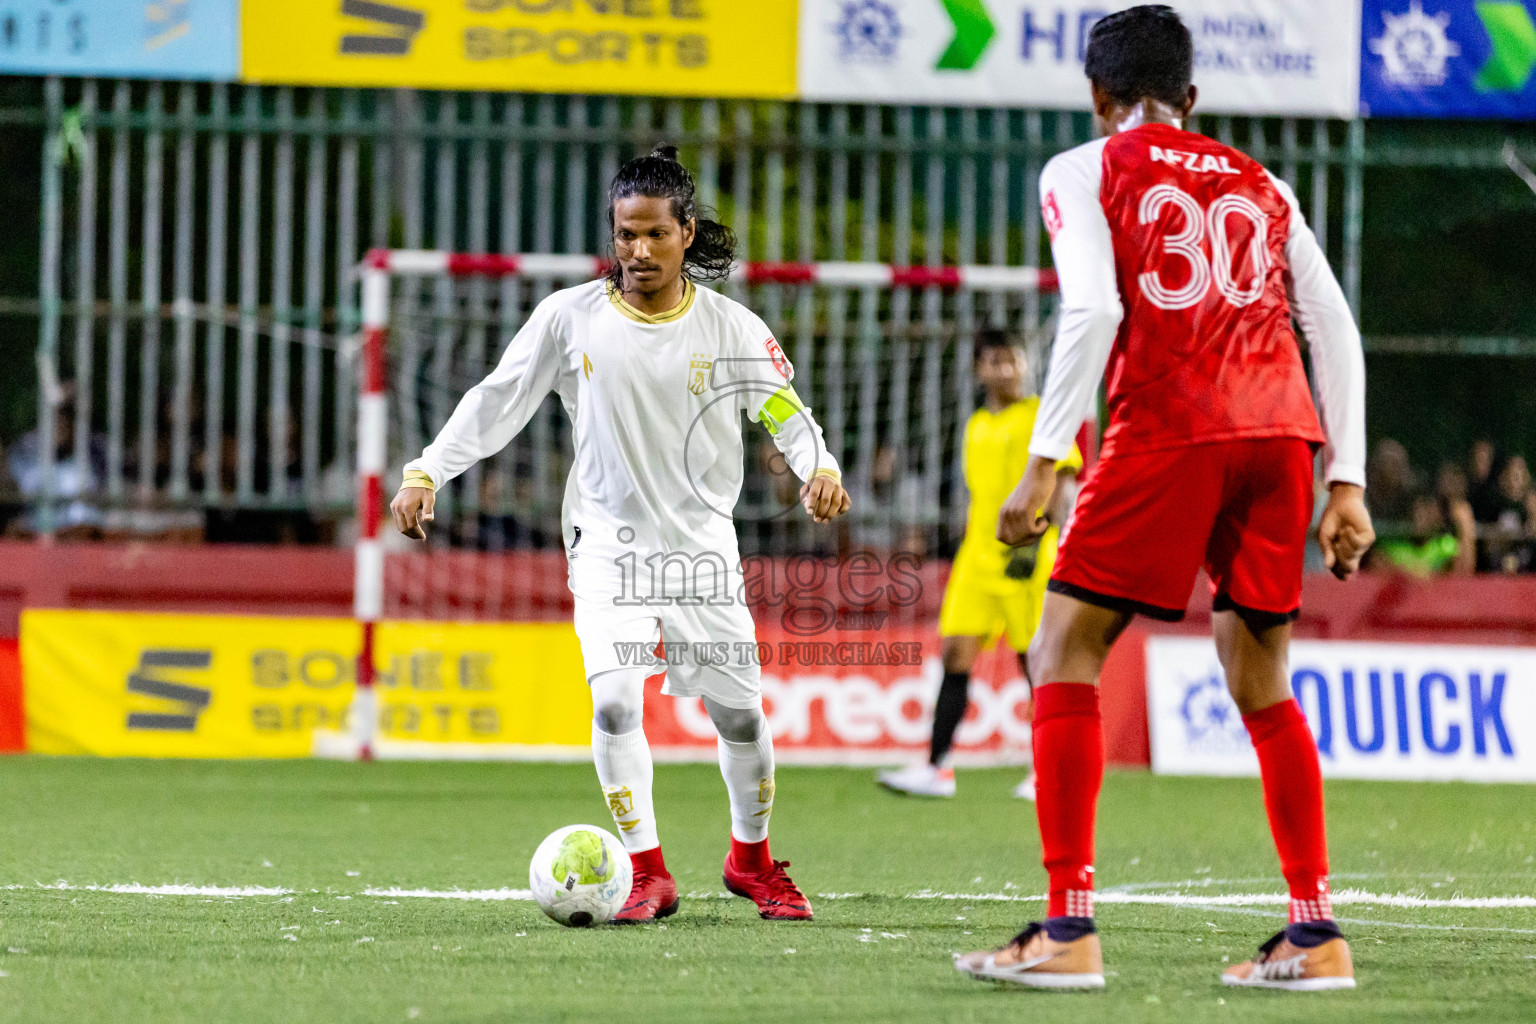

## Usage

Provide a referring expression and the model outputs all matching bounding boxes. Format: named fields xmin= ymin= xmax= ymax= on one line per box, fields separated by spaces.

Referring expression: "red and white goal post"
xmin=315 ymin=250 xmax=1065 ymax=761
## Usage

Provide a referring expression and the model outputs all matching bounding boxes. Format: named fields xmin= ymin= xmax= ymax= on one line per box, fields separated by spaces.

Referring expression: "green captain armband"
xmin=756 ymin=385 xmax=805 ymax=436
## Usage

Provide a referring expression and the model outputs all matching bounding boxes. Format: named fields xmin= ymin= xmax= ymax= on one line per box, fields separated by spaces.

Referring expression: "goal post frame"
xmin=331 ymin=249 xmax=1062 ymax=761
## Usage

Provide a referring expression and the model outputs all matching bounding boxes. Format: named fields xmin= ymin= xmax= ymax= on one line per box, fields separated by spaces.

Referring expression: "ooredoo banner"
xmin=650 ymin=626 xmax=1031 ymax=765
xmin=1147 ymin=636 xmax=1535 ymax=782
xmin=241 ymin=0 xmax=799 ymax=99
xmin=18 ymin=610 xmax=1029 ymax=764
xmin=799 ymin=0 xmax=1362 ymax=116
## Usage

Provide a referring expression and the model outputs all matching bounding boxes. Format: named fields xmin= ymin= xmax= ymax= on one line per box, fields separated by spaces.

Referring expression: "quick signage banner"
xmin=1360 ymin=0 xmax=1536 ymax=118
xmin=0 ymin=0 xmax=240 ymax=80
xmin=1147 ymin=636 xmax=1534 ymax=782
xmin=798 ymin=1 xmax=1363 ymax=116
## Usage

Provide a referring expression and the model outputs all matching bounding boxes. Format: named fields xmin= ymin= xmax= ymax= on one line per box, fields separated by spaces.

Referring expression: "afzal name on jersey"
xmin=1148 ymin=145 xmax=1240 ymax=175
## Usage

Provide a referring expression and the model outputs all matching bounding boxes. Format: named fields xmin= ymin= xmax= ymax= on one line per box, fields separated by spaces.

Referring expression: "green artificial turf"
xmin=0 ymin=758 xmax=1532 ymax=1023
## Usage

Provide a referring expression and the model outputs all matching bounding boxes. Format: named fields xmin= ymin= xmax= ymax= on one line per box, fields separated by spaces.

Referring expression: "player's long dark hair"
xmin=606 ymin=144 xmax=737 ymax=287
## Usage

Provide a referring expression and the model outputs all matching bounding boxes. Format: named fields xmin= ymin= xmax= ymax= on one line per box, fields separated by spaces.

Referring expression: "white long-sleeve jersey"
xmin=405 ymin=279 xmax=839 ymax=594
xmin=1029 ymin=130 xmax=1367 ymax=487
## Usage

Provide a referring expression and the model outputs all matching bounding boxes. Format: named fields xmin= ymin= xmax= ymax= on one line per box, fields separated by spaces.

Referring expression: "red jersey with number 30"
xmin=1095 ymin=123 xmax=1323 ymax=458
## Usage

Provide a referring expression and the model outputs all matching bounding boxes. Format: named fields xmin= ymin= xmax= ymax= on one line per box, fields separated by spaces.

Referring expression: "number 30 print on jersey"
xmin=1026 ymin=123 xmax=1365 ymax=492
xmin=1027 ymin=122 xmax=1367 ymax=620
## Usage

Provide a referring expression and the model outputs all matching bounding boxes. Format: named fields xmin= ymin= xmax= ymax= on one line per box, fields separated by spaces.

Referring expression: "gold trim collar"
xmin=607 ymin=279 xmax=696 ymax=324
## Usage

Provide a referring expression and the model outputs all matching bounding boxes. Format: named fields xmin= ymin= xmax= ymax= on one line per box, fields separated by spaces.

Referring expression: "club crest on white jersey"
xmin=688 ymin=353 xmax=713 ymax=395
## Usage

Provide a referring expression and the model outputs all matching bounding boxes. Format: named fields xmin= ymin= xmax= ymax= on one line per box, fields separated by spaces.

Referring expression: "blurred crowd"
xmin=0 ymin=383 xmax=339 ymax=546
xmin=4 ymin=382 xmax=1535 ymax=577
xmin=1364 ymin=438 xmax=1536 ymax=576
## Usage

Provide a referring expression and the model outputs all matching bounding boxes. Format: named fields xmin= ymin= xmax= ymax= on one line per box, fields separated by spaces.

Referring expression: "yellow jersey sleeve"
xmin=1058 ymin=441 xmax=1084 ymax=476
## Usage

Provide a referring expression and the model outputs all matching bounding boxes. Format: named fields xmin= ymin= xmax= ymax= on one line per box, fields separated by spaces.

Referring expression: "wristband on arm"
xmin=401 ymin=469 xmax=436 ymax=491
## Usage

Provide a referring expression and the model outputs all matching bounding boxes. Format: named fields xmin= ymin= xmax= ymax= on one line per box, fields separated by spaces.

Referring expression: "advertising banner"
xmin=799 ymin=0 xmax=1362 ymax=116
xmin=0 ymin=0 xmax=239 ymax=80
xmin=242 ymin=0 xmax=798 ymax=99
xmin=1360 ymin=0 xmax=1536 ymax=118
xmin=19 ymin=611 xmax=1030 ymax=764
xmin=1147 ymin=636 xmax=1535 ymax=782
xmin=648 ymin=625 xmax=1031 ymax=764
xmin=21 ymin=610 xmax=592 ymax=757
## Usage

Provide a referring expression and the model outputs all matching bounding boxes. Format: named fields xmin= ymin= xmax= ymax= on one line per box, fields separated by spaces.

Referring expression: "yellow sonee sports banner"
xmin=21 ymin=610 xmax=591 ymax=758
xmin=242 ymin=0 xmax=798 ymax=99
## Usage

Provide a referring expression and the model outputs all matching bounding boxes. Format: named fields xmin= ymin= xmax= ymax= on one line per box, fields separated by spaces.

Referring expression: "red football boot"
xmin=612 ymin=847 xmax=679 ymax=924
xmin=723 ymin=839 xmax=813 ymax=921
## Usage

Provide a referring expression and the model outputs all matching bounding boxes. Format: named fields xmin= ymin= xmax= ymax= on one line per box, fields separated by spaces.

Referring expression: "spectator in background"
xmin=1485 ymin=454 xmax=1536 ymax=574
xmin=4 ymin=382 xmax=107 ymax=540
xmin=1467 ymin=439 xmax=1502 ymax=524
xmin=100 ymin=397 xmax=206 ymax=545
xmin=461 ymin=466 xmax=550 ymax=551
xmin=1366 ymin=438 xmax=1417 ymax=525
xmin=845 ymin=444 xmax=929 ymax=559
xmin=1370 ymin=490 xmax=1474 ymax=576
xmin=1434 ymin=461 xmax=1478 ymax=573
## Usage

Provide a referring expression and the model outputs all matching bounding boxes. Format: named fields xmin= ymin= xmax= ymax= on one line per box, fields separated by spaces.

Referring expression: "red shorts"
xmin=1050 ymin=437 xmax=1316 ymax=625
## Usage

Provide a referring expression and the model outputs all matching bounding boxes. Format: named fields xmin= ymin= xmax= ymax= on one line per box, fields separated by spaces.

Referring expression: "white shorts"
xmin=572 ymin=592 xmax=763 ymax=710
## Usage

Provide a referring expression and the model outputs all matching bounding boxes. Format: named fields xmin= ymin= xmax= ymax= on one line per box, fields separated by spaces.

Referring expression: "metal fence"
xmin=28 ymin=77 xmax=1377 ymax=547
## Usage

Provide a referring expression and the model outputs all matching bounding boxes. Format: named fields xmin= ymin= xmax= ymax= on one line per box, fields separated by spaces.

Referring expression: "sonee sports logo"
xmin=338 ymin=0 xmax=425 ymax=57
xmin=125 ymin=649 xmax=213 ymax=732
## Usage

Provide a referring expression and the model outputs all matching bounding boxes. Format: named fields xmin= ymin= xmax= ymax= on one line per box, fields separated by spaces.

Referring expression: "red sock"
xmin=629 ymin=845 xmax=669 ymax=878
xmin=1244 ymin=698 xmax=1332 ymax=923
xmin=1033 ymin=683 xmax=1103 ymax=919
xmin=728 ymin=836 xmax=772 ymax=872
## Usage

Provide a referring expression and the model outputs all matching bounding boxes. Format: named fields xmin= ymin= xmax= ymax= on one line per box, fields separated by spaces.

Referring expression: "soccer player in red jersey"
xmin=955 ymin=6 xmax=1374 ymax=991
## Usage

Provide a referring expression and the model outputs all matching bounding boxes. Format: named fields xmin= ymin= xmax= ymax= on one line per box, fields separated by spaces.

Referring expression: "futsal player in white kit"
xmin=391 ymin=146 xmax=850 ymax=922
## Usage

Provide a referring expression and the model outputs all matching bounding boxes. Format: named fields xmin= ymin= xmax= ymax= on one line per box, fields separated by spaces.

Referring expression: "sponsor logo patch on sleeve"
xmin=1043 ymin=189 xmax=1064 ymax=239
xmin=764 ymin=337 xmax=792 ymax=381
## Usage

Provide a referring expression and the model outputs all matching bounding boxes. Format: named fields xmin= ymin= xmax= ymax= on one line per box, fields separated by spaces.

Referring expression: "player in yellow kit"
xmin=879 ymin=330 xmax=1082 ymax=799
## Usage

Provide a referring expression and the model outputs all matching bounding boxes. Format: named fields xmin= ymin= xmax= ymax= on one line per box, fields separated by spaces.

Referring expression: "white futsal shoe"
xmin=876 ymin=762 xmax=956 ymax=798
xmin=1013 ymin=771 xmax=1037 ymax=801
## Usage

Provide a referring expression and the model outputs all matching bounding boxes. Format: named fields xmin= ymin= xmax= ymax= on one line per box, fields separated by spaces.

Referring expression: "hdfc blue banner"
xmin=799 ymin=1 xmax=1364 ymax=117
xmin=1147 ymin=638 xmax=1534 ymax=782
xmin=0 ymin=0 xmax=239 ymax=80
xmin=1361 ymin=0 xmax=1536 ymax=118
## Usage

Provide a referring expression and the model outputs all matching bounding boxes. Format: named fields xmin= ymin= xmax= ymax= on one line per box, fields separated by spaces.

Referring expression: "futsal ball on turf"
xmin=529 ymin=824 xmax=632 ymax=927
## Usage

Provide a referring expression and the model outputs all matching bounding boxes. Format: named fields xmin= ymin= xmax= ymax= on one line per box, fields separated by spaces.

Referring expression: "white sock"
xmin=717 ymin=725 xmax=776 ymax=843
xmin=591 ymin=724 xmax=659 ymax=854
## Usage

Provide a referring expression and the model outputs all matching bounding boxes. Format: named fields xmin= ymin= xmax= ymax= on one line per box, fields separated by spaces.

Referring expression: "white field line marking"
xmin=906 ymin=888 xmax=1536 ymax=910
xmin=6 ymin=882 xmax=1534 ymax=912
xmin=1181 ymin=902 xmax=1536 ymax=936
xmin=364 ymin=887 xmax=533 ymax=901
xmin=3 ymin=883 xmax=293 ymax=898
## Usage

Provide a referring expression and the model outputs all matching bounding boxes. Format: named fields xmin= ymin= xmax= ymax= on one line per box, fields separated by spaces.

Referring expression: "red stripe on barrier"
xmin=0 ymin=638 xmax=23 ymax=752
xmin=745 ymin=261 xmax=818 ymax=286
xmin=891 ymin=265 xmax=963 ymax=289
xmin=364 ymin=247 xmax=391 ymax=271
xmin=446 ymin=253 xmax=523 ymax=277
xmin=1038 ymin=267 xmax=1059 ymax=293
xmin=362 ymin=328 xmax=387 ymax=395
